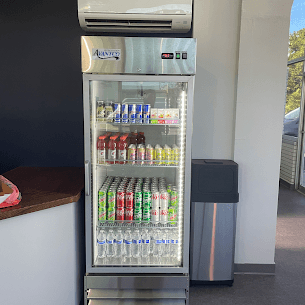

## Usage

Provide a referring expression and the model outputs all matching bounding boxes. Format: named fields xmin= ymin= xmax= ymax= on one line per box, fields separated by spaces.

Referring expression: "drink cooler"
xmin=190 ymin=159 xmax=239 ymax=285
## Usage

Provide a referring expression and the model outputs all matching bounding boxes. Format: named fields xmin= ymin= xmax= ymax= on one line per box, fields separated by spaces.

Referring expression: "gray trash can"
xmin=190 ymin=159 xmax=239 ymax=286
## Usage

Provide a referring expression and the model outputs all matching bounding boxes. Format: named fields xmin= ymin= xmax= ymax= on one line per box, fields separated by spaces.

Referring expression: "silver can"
xmin=151 ymin=208 xmax=160 ymax=223
xmin=152 ymin=191 xmax=160 ymax=209
xmin=160 ymin=191 xmax=169 ymax=209
xmin=160 ymin=208 xmax=168 ymax=224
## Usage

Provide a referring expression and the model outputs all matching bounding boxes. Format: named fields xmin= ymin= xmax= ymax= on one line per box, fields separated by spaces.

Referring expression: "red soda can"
xmin=116 ymin=207 xmax=125 ymax=221
xmin=117 ymin=190 xmax=125 ymax=208
xmin=125 ymin=208 xmax=134 ymax=221
xmin=126 ymin=191 xmax=134 ymax=208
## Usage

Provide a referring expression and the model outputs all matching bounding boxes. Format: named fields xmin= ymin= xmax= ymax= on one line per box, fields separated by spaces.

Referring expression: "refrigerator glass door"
xmin=84 ymin=75 xmax=193 ymax=273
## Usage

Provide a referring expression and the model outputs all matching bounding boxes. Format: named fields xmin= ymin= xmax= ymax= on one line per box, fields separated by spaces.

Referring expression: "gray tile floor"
xmin=189 ymin=184 xmax=305 ymax=305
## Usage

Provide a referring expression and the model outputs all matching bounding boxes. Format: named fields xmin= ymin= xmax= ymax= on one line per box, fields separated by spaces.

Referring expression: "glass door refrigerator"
xmin=82 ymin=36 xmax=196 ymax=305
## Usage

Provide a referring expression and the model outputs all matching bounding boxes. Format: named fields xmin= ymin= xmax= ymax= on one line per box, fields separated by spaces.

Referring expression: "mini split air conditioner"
xmin=78 ymin=0 xmax=192 ymax=33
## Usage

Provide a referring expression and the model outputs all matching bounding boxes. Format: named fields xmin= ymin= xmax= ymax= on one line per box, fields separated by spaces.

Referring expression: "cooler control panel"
xmin=161 ymin=52 xmax=187 ymax=60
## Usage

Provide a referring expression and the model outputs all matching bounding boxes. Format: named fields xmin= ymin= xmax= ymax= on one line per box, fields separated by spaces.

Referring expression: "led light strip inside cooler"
xmin=178 ymin=87 xmax=187 ymax=263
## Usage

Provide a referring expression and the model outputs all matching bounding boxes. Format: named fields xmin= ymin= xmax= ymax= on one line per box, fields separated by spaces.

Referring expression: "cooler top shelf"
xmin=95 ymin=161 xmax=179 ymax=168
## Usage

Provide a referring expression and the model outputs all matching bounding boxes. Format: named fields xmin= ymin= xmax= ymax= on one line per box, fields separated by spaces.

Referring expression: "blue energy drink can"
xmin=114 ymin=103 xmax=121 ymax=123
xmin=128 ymin=104 xmax=136 ymax=124
xmin=122 ymin=103 xmax=128 ymax=123
xmin=143 ymin=104 xmax=151 ymax=124
xmin=136 ymin=104 xmax=143 ymax=123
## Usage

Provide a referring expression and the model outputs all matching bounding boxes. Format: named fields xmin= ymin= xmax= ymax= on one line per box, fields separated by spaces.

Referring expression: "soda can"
xmin=151 ymin=208 xmax=160 ymax=223
xmin=136 ymin=104 xmax=143 ymax=124
xmin=98 ymin=207 xmax=106 ymax=223
xmin=152 ymin=191 xmax=160 ymax=209
xmin=135 ymin=190 xmax=143 ymax=208
xmin=126 ymin=191 xmax=134 ymax=208
xmin=116 ymin=207 xmax=124 ymax=221
xmin=134 ymin=208 xmax=142 ymax=223
xmin=122 ymin=103 xmax=129 ymax=123
xmin=143 ymin=208 xmax=151 ymax=223
xmin=107 ymin=190 xmax=116 ymax=208
xmin=128 ymin=104 xmax=136 ymax=123
xmin=160 ymin=208 xmax=168 ymax=224
xmin=168 ymin=206 xmax=177 ymax=225
xmin=143 ymin=104 xmax=151 ymax=124
xmin=96 ymin=101 xmax=105 ymax=121
xmin=155 ymin=145 xmax=163 ymax=165
xmin=164 ymin=145 xmax=171 ymax=165
xmin=145 ymin=144 xmax=154 ymax=165
xmin=137 ymin=144 xmax=145 ymax=165
xmin=128 ymin=144 xmax=136 ymax=164
xmin=171 ymin=188 xmax=178 ymax=207
xmin=160 ymin=191 xmax=169 ymax=209
xmin=98 ymin=189 xmax=107 ymax=208
xmin=107 ymin=207 xmax=115 ymax=222
xmin=117 ymin=190 xmax=125 ymax=208
xmin=125 ymin=208 xmax=134 ymax=222
xmin=105 ymin=102 xmax=114 ymax=122
xmin=114 ymin=103 xmax=121 ymax=123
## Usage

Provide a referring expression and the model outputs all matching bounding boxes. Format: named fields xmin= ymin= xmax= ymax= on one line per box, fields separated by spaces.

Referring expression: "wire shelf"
xmin=97 ymin=220 xmax=178 ymax=229
xmin=96 ymin=160 xmax=179 ymax=168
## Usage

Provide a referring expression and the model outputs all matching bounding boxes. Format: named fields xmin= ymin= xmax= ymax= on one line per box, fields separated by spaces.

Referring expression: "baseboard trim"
xmin=280 ymin=179 xmax=295 ymax=190
xmin=234 ymin=263 xmax=275 ymax=275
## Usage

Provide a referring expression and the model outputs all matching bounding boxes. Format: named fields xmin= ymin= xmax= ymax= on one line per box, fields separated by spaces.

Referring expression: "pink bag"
xmin=0 ymin=175 xmax=22 ymax=208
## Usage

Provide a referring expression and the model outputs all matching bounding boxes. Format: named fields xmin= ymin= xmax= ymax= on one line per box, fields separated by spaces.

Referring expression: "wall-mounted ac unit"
xmin=78 ymin=0 xmax=192 ymax=33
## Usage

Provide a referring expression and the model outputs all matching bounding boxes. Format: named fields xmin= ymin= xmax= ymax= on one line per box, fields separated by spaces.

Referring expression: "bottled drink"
xmin=118 ymin=134 xmax=128 ymax=164
xmin=106 ymin=229 xmax=116 ymax=257
xmin=132 ymin=229 xmax=142 ymax=258
xmin=96 ymin=100 xmax=105 ymax=121
xmin=97 ymin=229 xmax=107 ymax=258
xmin=125 ymin=229 xmax=132 ymax=258
xmin=137 ymin=131 xmax=145 ymax=144
xmin=163 ymin=229 xmax=171 ymax=257
xmin=115 ymin=229 xmax=124 ymax=258
xmin=141 ymin=229 xmax=150 ymax=257
xmin=108 ymin=133 xmax=120 ymax=164
xmin=105 ymin=101 xmax=114 ymax=122
xmin=152 ymin=229 xmax=162 ymax=257
xmin=171 ymin=231 xmax=179 ymax=258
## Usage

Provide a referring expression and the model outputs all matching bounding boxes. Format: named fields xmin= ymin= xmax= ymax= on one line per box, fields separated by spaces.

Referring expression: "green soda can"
xmin=107 ymin=190 xmax=116 ymax=208
xmin=135 ymin=190 xmax=143 ymax=208
xmin=170 ymin=188 xmax=178 ymax=207
xmin=168 ymin=206 xmax=177 ymax=225
xmin=164 ymin=145 xmax=171 ymax=165
xmin=98 ymin=207 xmax=106 ymax=223
xmin=98 ymin=189 xmax=107 ymax=208
xmin=143 ymin=208 xmax=151 ymax=223
xmin=134 ymin=208 xmax=142 ymax=223
xmin=143 ymin=191 xmax=152 ymax=209
xmin=107 ymin=207 xmax=115 ymax=222
xmin=155 ymin=145 xmax=163 ymax=165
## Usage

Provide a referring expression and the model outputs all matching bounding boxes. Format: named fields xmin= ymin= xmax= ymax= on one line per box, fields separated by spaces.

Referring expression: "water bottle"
xmin=106 ymin=229 xmax=116 ymax=257
xmin=115 ymin=229 xmax=124 ymax=258
xmin=125 ymin=229 xmax=132 ymax=258
xmin=141 ymin=229 xmax=150 ymax=257
xmin=97 ymin=229 xmax=106 ymax=258
xmin=171 ymin=231 xmax=179 ymax=258
xmin=152 ymin=229 xmax=162 ymax=257
xmin=132 ymin=229 xmax=142 ymax=258
xmin=164 ymin=229 xmax=171 ymax=257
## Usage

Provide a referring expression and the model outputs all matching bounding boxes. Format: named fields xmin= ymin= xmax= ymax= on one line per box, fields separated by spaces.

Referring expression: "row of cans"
xmin=127 ymin=144 xmax=179 ymax=165
xmin=98 ymin=177 xmax=178 ymax=224
xmin=112 ymin=103 xmax=151 ymax=124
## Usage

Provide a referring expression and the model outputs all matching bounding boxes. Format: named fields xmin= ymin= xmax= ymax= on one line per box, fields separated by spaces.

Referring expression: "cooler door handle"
xmin=85 ymin=160 xmax=90 ymax=196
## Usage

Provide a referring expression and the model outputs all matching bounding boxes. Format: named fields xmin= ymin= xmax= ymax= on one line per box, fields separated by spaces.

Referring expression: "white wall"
xmin=192 ymin=0 xmax=293 ymax=265
xmin=192 ymin=0 xmax=242 ymax=159
xmin=234 ymin=0 xmax=293 ymax=264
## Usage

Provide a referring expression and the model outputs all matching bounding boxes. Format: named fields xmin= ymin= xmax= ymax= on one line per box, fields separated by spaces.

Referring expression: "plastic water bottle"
xmin=141 ymin=229 xmax=150 ymax=257
xmin=164 ymin=229 xmax=171 ymax=257
xmin=106 ymin=229 xmax=116 ymax=257
xmin=153 ymin=229 xmax=162 ymax=257
xmin=132 ymin=229 xmax=142 ymax=258
xmin=171 ymin=231 xmax=179 ymax=258
xmin=125 ymin=229 xmax=132 ymax=258
xmin=97 ymin=229 xmax=106 ymax=258
xmin=115 ymin=229 xmax=124 ymax=258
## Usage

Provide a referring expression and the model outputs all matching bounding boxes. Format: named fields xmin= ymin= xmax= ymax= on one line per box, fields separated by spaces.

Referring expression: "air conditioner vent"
xmin=85 ymin=19 xmax=172 ymax=30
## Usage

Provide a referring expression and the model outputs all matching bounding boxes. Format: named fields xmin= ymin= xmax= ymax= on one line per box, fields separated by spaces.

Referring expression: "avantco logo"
xmin=92 ymin=49 xmax=121 ymax=61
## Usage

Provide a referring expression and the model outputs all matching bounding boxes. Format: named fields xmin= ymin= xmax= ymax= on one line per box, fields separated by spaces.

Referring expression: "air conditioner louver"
xmin=84 ymin=19 xmax=172 ymax=30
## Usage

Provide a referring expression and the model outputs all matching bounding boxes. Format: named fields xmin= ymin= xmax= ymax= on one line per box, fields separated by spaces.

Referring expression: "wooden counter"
xmin=0 ymin=167 xmax=84 ymax=220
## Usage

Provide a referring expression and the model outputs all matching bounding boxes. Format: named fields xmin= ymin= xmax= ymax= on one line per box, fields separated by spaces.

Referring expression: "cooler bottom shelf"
xmin=94 ymin=255 xmax=181 ymax=267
